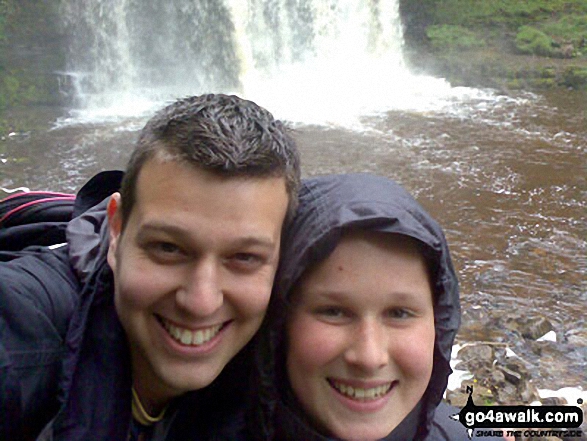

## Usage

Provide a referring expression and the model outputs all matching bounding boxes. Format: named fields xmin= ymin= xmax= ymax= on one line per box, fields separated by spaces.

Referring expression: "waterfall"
xmin=59 ymin=0 xmax=467 ymax=125
xmin=60 ymin=0 xmax=242 ymax=120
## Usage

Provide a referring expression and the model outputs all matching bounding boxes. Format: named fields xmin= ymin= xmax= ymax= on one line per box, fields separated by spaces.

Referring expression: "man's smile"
xmin=157 ymin=315 xmax=230 ymax=347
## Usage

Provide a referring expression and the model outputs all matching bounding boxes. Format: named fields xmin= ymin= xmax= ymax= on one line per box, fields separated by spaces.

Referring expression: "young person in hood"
xmin=0 ymin=94 xmax=300 ymax=440
xmin=248 ymin=173 xmax=507 ymax=441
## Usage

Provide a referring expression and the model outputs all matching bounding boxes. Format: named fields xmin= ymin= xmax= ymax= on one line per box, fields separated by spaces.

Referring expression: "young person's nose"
xmin=344 ymin=319 xmax=389 ymax=372
xmin=175 ymin=258 xmax=223 ymax=316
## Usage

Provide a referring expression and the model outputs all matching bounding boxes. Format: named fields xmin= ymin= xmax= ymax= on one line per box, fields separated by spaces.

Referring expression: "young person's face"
xmin=286 ymin=231 xmax=435 ymax=441
xmin=107 ymin=158 xmax=289 ymax=411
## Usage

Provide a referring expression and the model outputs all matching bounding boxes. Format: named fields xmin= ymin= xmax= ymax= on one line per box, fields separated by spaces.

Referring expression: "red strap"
xmin=0 ymin=196 xmax=76 ymax=224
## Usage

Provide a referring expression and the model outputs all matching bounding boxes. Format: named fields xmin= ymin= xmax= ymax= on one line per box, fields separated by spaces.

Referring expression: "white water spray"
xmin=59 ymin=0 xmax=495 ymax=126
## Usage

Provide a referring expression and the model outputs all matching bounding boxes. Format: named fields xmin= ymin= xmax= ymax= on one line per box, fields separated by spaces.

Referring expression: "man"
xmin=0 ymin=94 xmax=300 ymax=440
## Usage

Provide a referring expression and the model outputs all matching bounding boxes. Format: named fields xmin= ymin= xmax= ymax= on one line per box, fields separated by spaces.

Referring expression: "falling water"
xmin=59 ymin=0 xmax=495 ymax=126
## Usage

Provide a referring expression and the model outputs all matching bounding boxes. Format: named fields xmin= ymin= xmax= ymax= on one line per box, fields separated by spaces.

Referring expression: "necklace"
xmin=131 ymin=387 xmax=167 ymax=426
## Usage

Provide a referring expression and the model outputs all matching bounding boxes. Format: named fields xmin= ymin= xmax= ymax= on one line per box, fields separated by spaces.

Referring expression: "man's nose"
xmin=344 ymin=320 xmax=389 ymax=372
xmin=175 ymin=258 xmax=223 ymax=316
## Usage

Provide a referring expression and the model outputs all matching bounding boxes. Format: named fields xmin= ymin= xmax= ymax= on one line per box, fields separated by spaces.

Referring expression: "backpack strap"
xmin=0 ymin=192 xmax=75 ymax=254
xmin=0 ymin=170 xmax=124 ymax=257
xmin=0 ymin=193 xmax=76 ymax=226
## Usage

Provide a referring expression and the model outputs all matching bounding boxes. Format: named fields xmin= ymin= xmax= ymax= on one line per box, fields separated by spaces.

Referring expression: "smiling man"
xmin=108 ymin=158 xmax=289 ymax=418
xmin=0 ymin=94 xmax=300 ymax=440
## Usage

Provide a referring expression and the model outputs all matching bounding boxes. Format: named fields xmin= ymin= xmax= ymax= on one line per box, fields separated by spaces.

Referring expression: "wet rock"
xmin=501 ymin=364 xmax=523 ymax=385
xmin=451 ymin=341 xmax=545 ymax=407
xmin=460 ymin=320 xmax=506 ymax=341
xmin=530 ymin=340 xmax=558 ymax=357
xmin=457 ymin=344 xmax=495 ymax=370
xmin=490 ymin=369 xmax=506 ymax=388
xmin=540 ymin=396 xmax=567 ymax=406
xmin=505 ymin=315 xmax=553 ymax=340
xmin=494 ymin=381 xmax=519 ymax=404
xmin=565 ymin=328 xmax=587 ymax=347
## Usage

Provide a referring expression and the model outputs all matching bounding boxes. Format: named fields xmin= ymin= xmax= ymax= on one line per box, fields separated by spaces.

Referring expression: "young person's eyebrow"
xmin=312 ymin=289 xmax=430 ymax=305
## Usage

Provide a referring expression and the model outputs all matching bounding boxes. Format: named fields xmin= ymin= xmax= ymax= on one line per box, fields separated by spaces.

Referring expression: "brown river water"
xmin=1 ymin=87 xmax=586 ymax=394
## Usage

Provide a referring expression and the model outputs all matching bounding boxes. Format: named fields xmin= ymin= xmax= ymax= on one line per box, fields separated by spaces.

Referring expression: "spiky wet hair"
xmin=119 ymin=93 xmax=301 ymax=228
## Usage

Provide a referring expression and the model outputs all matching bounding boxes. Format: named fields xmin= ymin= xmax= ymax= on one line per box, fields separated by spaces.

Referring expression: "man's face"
xmin=107 ymin=159 xmax=288 ymax=409
xmin=286 ymin=231 xmax=435 ymax=440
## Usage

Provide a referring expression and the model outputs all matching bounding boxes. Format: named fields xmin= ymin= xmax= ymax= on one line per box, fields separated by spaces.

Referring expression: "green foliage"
xmin=541 ymin=15 xmax=587 ymax=57
xmin=426 ymin=25 xmax=486 ymax=51
xmin=431 ymin=0 xmax=584 ymax=29
xmin=516 ymin=26 xmax=556 ymax=56
xmin=562 ymin=65 xmax=587 ymax=87
xmin=0 ymin=68 xmax=41 ymax=111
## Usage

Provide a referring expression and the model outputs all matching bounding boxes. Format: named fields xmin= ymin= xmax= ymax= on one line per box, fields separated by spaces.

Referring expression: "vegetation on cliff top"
xmin=402 ymin=0 xmax=587 ymax=90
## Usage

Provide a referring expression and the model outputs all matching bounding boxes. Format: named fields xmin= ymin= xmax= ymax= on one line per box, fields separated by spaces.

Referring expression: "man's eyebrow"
xmin=137 ymin=222 xmax=277 ymax=248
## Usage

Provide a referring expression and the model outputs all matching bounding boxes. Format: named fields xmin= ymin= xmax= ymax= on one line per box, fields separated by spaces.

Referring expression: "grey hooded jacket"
xmin=249 ymin=173 xmax=502 ymax=441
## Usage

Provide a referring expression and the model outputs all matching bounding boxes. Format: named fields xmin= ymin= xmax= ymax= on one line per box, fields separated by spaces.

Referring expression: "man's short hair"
xmin=119 ymin=94 xmax=301 ymax=228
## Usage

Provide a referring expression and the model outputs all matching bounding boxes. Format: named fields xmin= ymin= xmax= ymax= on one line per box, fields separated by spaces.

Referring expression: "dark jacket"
xmin=249 ymin=173 xmax=501 ymax=441
xmin=0 ymin=171 xmax=247 ymax=441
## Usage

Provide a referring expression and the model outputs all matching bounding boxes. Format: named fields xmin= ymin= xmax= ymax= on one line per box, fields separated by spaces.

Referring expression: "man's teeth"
xmin=162 ymin=320 xmax=222 ymax=346
xmin=330 ymin=381 xmax=392 ymax=401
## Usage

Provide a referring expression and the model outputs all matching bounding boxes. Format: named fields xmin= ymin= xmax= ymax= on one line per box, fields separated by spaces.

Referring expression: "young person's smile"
xmin=108 ymin=158 xmax=289 ymax=412
xmin=286 ymin=231 xmax=435 ymax=441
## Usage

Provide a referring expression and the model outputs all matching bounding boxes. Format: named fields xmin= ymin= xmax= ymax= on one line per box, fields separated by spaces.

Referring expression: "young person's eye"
xmin=314 ymin=306 xmax=350 ymax=320
xmin=233 ymin=253 xmax=260 ymax=263
xmin=385 ymin=308 xmax=415 ymax=320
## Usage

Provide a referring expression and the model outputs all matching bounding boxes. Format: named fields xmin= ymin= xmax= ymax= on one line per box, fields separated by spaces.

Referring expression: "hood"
xmin=254 ymin=173 xmax=460 ymax=440
xmin=66 ymin=171 xmax=124 ymax=285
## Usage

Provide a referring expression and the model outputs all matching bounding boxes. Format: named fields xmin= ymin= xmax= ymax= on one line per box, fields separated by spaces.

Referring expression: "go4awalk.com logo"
xmin=451 ymin=386 xmax=585 ymax=439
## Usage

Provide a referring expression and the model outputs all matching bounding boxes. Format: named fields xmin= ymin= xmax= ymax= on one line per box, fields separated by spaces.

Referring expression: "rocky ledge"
xmin=446 ymin=313 xmax=587 ymax=440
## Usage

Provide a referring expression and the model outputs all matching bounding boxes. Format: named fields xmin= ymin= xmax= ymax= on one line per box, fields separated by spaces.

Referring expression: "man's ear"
xmin=107 ymin=192 xmax=123 ymax=270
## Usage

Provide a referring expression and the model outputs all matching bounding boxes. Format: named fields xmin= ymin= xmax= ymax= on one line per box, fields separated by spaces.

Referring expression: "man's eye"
xmin=146 ymin=241 xmax=185 ymax=261
xmin=154 ymin=242 xmax=180 ymax=254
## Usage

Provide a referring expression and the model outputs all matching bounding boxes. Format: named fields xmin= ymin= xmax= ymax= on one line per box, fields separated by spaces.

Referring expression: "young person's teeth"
xmin=162 ymin=320 xmax=222 ymax=346
xmin=193 ymin=329 xmax=206 ymax=345
xmin=331 ymin=381 xmax=391 ymax=401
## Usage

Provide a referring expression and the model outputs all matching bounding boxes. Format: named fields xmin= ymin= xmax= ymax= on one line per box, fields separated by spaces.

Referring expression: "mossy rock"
xmin=541 ymin=14 xmax=587 ymax=58
xmin=516 ymin=26 xmax=556 ymax=56
xmin=426 ymin=25 xmax=486 ymax=52
xmin=529 ymin=77 xmax=557 ymax=89
xmin=561 ymin=65 xmax=587 ymax=88
xmin=539 ymin=66 xmax=557 ymax=78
